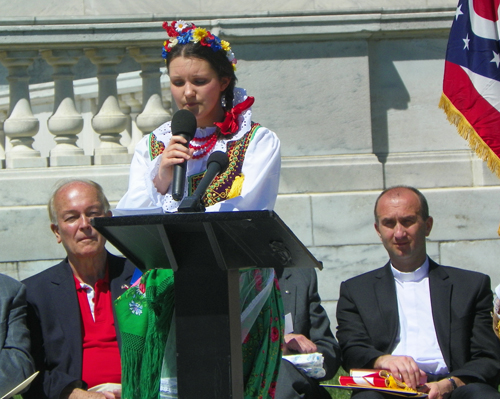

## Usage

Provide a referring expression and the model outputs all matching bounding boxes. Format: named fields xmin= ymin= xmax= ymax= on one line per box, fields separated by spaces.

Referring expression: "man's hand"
xmin=493 ymin=308 xmax=500 ymax=339
xmin=420 ymin=377 xmax=463 ymax=399
xmin=283 ymin=333 xmax=317 ymax=355
xmin=102 ymin=389 xmax=121 ymax=399
xmin=103 ymin=389 xmax=121 ymax=399
xmin=421 ymin=380 xmax=451 ymax=399
xmin=66 ymin=388 xmax=121 ymax=399
xmin=373 ymin=354 xmax=427 ymax=390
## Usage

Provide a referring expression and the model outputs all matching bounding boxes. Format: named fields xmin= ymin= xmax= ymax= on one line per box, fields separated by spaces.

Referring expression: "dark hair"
xmin=374 ymin=185 xmax=429 ymax=223
xmin=166 ymin=42 xmax=237 ymax=111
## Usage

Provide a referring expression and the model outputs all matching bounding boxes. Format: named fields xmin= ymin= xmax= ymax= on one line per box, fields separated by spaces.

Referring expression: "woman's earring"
xmin=221 ymin=94 xmax=227 ymax=108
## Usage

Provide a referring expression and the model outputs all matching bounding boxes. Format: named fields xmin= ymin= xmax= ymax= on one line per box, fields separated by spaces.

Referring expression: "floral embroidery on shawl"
xmin=241 ymin=272 xmax=283 ymax=399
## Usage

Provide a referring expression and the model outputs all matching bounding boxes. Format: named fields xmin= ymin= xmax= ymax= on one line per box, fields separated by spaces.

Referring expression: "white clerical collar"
xmin=391 ymin=257 xmax=429 ymax=283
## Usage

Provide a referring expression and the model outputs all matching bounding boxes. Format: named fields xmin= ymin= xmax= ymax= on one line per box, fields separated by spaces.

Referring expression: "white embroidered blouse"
xmin=116 ymin=88 xmax=281 ymax=213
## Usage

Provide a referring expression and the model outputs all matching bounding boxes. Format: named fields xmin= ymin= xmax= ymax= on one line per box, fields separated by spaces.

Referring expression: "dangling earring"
xmin=221 ymin=94 xmax=227 ymax=109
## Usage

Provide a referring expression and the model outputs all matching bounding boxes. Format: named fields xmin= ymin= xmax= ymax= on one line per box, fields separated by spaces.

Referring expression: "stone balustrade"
xmin=0 ymin=27 xmax=174 ymax=168
xmin=0 ymin=11 xmax=456 ymax=171
xmin=3 ymin=69 xmax=172 ymax=162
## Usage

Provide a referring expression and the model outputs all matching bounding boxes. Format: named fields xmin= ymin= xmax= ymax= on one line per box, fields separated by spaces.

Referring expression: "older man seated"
xmin=23 ymin=179 xmax=136 ymax=399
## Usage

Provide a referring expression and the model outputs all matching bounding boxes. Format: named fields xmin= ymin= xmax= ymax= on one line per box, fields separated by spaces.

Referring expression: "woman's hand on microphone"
xmin=154 ymin=135 xmax=194 ymax=195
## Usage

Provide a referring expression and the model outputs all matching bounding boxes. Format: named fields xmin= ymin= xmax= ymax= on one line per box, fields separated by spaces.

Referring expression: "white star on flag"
xmin=491 ymin=51 xmax=500 ymax=68
xmin=463 ymin=34 xmax=470 ymax=50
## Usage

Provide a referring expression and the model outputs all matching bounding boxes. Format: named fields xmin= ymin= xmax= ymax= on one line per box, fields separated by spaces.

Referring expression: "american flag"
xmin=440 ymin=0 xmax=500 ymax=177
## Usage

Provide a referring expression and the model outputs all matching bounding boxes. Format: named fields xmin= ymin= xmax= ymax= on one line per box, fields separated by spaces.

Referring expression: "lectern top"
xmin=92 ymin=210 xmax=321 ymax=272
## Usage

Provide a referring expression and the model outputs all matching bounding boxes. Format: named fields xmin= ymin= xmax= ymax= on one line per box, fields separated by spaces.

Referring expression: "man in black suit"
xmin=0 ymin=273 xmax=35 ymax=396
xmin=336 ymin=186 xmax=500 ymax=399
xmin=276 ymin=267 xmax=341 ymax=399
xmin=23 ymin=179 xmax=135 ymax=399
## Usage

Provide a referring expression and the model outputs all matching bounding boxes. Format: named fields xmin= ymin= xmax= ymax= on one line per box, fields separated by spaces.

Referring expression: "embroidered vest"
xmin=149 ymin=122 xmax=260 ymax=207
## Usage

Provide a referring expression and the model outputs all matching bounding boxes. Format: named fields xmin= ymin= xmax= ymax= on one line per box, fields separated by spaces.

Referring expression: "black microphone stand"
xmin=178 ymin=151 xmax=229 ymax=213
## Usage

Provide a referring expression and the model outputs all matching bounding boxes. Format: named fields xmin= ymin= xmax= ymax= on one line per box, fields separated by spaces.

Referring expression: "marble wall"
xmin=0 ymin=0 xmax=458 ymax=18
xmin=1 ymin=2 xmax=499 ymax=328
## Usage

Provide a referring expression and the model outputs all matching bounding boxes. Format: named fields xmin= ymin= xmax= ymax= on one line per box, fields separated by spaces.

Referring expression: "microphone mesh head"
xmin=207 ymin=151 xmax=229 ymax=172
xmin=171 ymin=109 xmax=197 ymax=140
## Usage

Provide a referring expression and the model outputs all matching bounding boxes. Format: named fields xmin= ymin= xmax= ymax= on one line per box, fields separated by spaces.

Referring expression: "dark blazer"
xmin=0 ymin=274 xmax=35 ymax=396
xmin=278 ymin=267 xmax=340 ymax=381
xmin=22 ymin=253 xmax=135 ymax=399
xmin=336 ymin=258 xmax=500 ymax=387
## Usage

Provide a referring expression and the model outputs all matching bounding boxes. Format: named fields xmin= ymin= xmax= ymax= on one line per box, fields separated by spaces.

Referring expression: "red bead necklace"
xmin=189 ymin=132 xmax=218 ymax=159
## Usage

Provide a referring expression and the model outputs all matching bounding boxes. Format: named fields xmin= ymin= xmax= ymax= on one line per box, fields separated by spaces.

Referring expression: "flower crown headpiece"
xmin=162 ymin=20 xmax=237 ymax=71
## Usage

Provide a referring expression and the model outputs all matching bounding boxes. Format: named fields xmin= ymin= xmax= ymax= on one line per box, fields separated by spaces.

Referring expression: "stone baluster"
xmin=85 ymin=48 xmax=131 ymax=165
xmin=0 ymin=50 xmax=46 ymax=168
xmin=119 ymin=92 xmax=143 ymax=152
xmin=0 ymin=110 xmax=6 ymax=169
xmin=41 ymin=49 xmax=91 ymax=166
xmin=129 ymin=47 xmax=171 ymax=135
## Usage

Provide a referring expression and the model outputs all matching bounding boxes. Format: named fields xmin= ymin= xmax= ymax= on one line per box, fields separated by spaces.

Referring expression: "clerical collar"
xmin=391 ymin=257 xmax=429 ymax=283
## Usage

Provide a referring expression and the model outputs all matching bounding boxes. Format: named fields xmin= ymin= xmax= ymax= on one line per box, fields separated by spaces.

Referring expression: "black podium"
xmin=92 ymin=210 xmax=321 ymax=399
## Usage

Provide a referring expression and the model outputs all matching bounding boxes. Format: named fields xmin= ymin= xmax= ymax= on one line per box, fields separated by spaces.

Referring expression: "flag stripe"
xmin=472 ymin=0 xmax=500 ymax=22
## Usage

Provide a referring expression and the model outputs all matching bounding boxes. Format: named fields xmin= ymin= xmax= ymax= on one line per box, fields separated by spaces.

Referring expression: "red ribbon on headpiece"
xmin=215 ymin=96 xmax=255 ymax=135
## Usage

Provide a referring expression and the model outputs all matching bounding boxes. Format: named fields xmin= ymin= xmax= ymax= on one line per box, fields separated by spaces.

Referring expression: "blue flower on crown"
xmin=209 ymin=35 xmax=223 ymax=52
xmin=178 ymin=30 xmax=193 ymax=45
xmin=162 ymin=20 xmax=238 ymax=71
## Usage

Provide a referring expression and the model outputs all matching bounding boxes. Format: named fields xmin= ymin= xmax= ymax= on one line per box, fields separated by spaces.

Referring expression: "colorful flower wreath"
xmin=161 ymin=20 xmax=237 ymax=71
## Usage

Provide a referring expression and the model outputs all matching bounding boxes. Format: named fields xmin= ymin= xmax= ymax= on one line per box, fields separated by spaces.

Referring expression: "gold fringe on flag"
xmin=439 ymin=92 xmax=500 ymax=178
xmin=439 ymin=93 xmax=500 ymax=235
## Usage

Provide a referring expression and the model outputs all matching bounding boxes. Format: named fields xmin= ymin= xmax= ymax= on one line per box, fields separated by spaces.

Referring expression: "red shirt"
xmin=74 ymin=270 xmax=121 ymax=388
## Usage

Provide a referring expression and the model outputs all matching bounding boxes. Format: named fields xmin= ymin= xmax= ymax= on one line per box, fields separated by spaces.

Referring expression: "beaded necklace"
xmin=189 ymin=131 xmax=218 ymax=159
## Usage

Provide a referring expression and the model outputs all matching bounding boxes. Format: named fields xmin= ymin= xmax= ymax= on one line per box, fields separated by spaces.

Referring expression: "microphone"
xmin=171 ymin=109 xmax=197 ymax=201
xmin=178 ymin=151 xmax=229 ymax=212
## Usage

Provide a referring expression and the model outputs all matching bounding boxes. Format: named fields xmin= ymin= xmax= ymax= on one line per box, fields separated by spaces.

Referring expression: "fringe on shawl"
xmin=120 ymin=332 xmax=145 ymax=399
xmin=120 ymin=270 xmax=175 ymax=399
